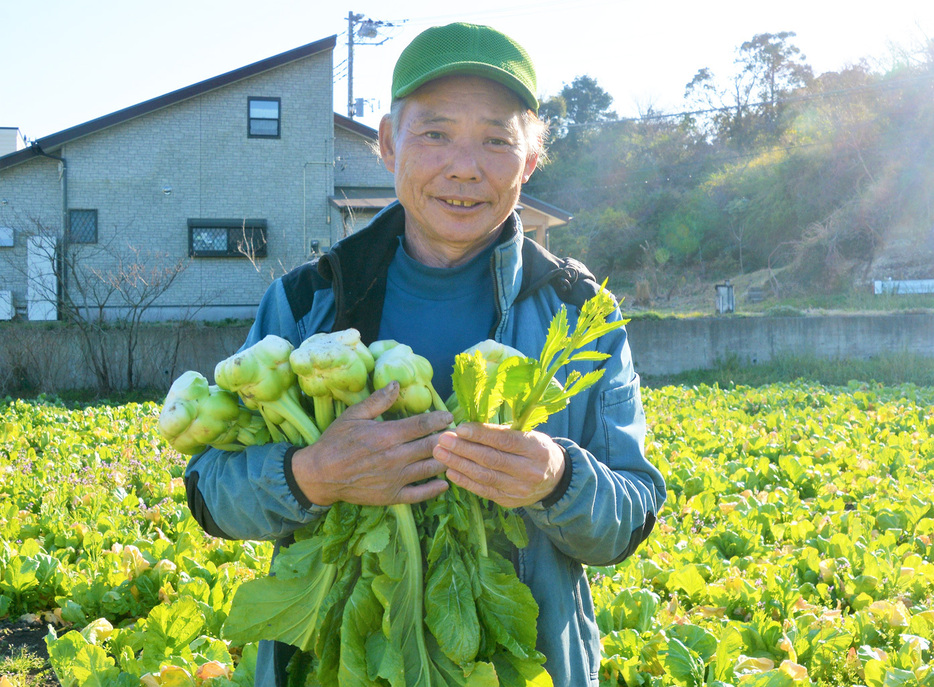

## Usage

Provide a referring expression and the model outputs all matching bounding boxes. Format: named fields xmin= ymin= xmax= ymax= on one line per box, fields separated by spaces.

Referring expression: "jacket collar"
xmin=318 ymin=201 xmax=529 ymax=342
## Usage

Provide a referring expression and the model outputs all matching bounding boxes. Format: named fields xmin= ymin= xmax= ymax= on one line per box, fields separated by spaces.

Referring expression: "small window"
xmin=248 ymin=97 xmax=281 ymax=138
xmin=188 ymin=219 xmax=267 ymax=258
xmin=68 ymin=209 xmax=98 ymax=243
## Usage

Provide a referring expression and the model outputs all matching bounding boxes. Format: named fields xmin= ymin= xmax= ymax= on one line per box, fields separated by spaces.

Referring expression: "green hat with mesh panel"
xmin=391 ymin=22 xmax=538 ymax=113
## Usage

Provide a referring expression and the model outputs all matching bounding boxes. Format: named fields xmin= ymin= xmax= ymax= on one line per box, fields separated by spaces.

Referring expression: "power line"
xmin=532 ymin=136 xmax=929 ymax=199
xmin=380 ymin=0 xmax=614 ymax=27
xmin=559 ymin=69 xmax=934 ymax=131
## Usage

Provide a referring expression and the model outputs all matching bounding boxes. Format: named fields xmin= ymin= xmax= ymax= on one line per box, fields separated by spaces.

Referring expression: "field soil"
xmin=0 ymin=618 xmax=61 ymax=687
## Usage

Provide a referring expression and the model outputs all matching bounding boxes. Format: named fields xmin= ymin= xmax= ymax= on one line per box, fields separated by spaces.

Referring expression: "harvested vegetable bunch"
xmin=165 ymin=284 xmax=622 ymax=686
xmin=213 ymin=334 xmax=321 ymax=445
xmin=290 ymin=328 xmax=375 ymax=431
xmin=157 ymin=370 xmax=269 ymax=455
xmin=216 ymin=334 xmax=555 ymax=685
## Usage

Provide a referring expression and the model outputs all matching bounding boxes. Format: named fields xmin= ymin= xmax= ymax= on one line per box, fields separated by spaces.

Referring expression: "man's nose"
xmin=444 ymin=141 xmax=482 ymax=182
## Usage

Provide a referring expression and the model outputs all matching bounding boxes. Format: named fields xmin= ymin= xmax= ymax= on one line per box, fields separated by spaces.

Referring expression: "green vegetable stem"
xmin=214 ymin=335 xmax=322 ymax=445
xmin=290 ymin=328 xmax=375 ymax=431
xmin=158 ymin=370 xmax=258 ymax=455
xmin=370 ymin=341 xmax=449 ymax=418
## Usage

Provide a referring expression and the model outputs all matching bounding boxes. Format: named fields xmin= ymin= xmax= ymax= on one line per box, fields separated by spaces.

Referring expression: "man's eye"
xmin=424 ymin=131 xmax=444 ymax=140
xmin=488 ymin=138 xmax=511 ymax=147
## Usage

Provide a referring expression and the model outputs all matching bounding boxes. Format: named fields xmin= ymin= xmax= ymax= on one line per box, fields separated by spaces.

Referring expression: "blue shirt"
xmin=378 ymin=238 xmax=497 ymax=400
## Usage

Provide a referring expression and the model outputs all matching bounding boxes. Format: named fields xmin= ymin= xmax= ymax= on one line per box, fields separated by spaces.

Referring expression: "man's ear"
xmin=378 ymin=115 xmax=395 ymax=173
xmin=522 ymin=151 xmax=539 ymax=184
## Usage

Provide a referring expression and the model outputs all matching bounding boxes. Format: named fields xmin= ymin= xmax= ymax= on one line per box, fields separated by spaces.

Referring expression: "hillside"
xmin=528 ymin=34 xmax=934 ymax=306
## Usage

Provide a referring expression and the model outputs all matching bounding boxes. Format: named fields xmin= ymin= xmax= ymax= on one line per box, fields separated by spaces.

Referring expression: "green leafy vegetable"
xmin=371 ymin=341 xmax=449 ymax=417
xmin=290 ymin=328 xmax=375 ymax=431
xmin=214 ymin=334 xmax=321 ymax=445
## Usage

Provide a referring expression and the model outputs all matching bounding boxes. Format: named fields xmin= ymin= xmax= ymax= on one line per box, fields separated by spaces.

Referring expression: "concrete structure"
xmin=874 ymin=279 xmax=934 ymax=295
xmin=0 ymin=38 xmax=570 ymax=322
xmin=627 ymin=312 xmax=934 ymax=376
xmin=3 ymin=312 xmax=932 ymax=393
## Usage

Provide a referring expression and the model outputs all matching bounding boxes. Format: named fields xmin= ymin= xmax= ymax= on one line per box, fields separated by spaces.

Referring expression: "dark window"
xmin=188 ymin=219 xmax=267 ymax=258
xmin=248 ymin=97 xmax=281 ymax=138
xmin=68 ymin=209 xmax=98 ymax=243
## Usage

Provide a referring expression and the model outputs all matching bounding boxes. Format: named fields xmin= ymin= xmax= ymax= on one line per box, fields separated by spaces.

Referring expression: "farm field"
xmin=1 ymin=381 xmax=933 ymax=686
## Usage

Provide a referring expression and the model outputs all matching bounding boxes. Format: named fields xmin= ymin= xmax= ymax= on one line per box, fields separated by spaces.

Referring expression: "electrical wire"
xmin=380 ymin=0 xmax=616 ymax=27
xmin=560 ymin=69 xmax=934 ymax=130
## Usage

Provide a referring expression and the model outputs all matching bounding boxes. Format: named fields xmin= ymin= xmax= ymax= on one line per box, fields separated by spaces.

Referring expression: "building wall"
xmin=0 ymin=48 xmax=334 ymax=321
xmin=333 ymin=126 xmax=392 ymax=188
xmin=0 ymin=157 xmax=63 ymax=315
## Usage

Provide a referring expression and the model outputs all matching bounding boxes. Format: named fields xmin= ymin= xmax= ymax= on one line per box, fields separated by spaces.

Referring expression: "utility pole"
xmin=347 ymin=11 xmax=362 ymax=118
xmin=345 ymin=11 xmax=399 ymax=119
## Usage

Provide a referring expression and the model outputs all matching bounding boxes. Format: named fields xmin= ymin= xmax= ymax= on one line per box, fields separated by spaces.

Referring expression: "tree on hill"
xmin=541 ymin=74 xmax=617 ymax=148
xmin=684 ymin=31 xmax=812 ymax=146
xmin=533 ymin=35 xmax=934 ymax=302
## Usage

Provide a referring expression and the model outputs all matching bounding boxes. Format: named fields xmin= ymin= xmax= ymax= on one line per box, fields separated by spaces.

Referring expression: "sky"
xmin=1 ymin=0 xmax=933 ymax=142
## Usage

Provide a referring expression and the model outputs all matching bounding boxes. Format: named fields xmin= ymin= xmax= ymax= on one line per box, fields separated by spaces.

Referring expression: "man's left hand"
xmin=433 ymin=423 xmax=566 ymax=508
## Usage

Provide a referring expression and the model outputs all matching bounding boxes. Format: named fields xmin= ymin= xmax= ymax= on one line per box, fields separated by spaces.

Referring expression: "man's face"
xmin=379 ymin=75 xmax=539 ymax=267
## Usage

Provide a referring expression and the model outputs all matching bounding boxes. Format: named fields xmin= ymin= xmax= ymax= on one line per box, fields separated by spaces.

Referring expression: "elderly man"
xmin=185 ymin=22 xmax=666 ymax=687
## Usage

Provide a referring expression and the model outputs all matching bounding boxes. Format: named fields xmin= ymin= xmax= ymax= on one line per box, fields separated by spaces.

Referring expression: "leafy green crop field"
xmin=1 ymin=381 xmax=932 ymax=686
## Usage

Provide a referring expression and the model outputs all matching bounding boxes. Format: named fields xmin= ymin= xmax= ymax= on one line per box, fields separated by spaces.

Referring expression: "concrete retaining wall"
xmin=626 ymin=312 xmax=934 ymax=376
xmin=0 ymin=322 xmax=251 ymax=394
xmin=2 ymin=312 xmax=933 ymax=393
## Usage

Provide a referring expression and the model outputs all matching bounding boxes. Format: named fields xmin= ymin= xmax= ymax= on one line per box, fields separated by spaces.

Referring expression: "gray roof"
xmin=0 ymin=35 xmax=337 ymax=171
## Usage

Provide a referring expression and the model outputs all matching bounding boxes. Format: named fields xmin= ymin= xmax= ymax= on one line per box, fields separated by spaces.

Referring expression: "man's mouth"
xmin=443 ymin=199 xmax=481 ymax=208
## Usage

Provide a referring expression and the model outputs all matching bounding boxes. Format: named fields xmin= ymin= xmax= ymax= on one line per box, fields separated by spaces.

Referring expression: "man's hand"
xmin=291 ymin=381 xmax=452 ymax=507
xmin=433 ymin=423 xmax=566 ymax=508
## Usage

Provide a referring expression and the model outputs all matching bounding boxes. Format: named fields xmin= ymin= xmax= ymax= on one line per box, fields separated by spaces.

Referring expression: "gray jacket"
xmin=184 ymin=203 xmax=666 ymax=686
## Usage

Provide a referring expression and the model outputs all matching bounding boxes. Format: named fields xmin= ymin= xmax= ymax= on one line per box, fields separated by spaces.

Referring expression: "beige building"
xmin=0 ymin=35 xmax=570 ymax=322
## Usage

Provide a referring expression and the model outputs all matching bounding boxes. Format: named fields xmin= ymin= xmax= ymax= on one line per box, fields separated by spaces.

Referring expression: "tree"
xmin=543 ymin=75 xmax=617 ymax=150
xmin=560 ymin=74 xmax=617 ymax=126
xmin=538 ymin=94 xmax=568 ymax=140
xmin=1 ymin=213 xmax=195 ymax=392
xmin=685 ymin=32 xmax=812 ymax=145
xmin=738 ymin=32 xmax=813 ymax=132
xmin=725 ymin=197 xmax=750 ymax=273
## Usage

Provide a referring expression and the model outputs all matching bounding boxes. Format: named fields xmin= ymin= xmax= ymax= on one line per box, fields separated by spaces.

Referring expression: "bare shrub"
xmin=1 ymin=215 xmax=195 ymax=393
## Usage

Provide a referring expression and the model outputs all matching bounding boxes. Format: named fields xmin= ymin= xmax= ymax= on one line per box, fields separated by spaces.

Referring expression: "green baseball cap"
xmin=391 ymin=22 xmax=538 ymax=113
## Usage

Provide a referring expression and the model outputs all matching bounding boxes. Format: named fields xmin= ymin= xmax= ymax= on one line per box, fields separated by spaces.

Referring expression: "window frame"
xmin=67 ymin=209 xmax=98 ymax=244
xmin=187 ymin=219 xmax=268 ymax=258
xmin=247 ymin=97 xmax=281 ymax=139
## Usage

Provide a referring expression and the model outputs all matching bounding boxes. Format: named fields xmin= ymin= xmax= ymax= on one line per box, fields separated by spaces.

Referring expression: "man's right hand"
xmin=290 ymin=381 xmax=453 ymax=507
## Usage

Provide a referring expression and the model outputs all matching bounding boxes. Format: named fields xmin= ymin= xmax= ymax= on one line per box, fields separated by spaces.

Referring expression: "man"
xmin=185 ymin=22 xmax=666 ymax=686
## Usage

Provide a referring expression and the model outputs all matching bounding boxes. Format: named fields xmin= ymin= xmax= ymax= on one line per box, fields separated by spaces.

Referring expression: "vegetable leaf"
xmin=475 ymin=552 xmax=542 ymax=661
xmin=425 ymin=527 xmax=481 ymax=664
xmin=222 ymin=537 xmax=336 ymax=651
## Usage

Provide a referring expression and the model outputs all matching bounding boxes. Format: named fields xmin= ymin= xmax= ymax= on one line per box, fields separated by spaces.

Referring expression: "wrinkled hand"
xmin=291 ymin=381 xmax=452 ymax=506
xmin=433 ymin=423 xmax=566 ymax=508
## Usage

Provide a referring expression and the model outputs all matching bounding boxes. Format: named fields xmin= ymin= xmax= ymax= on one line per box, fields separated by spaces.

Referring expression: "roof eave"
xmin=334 ymin=113 xmax=379 ymax=139
xmin=518 ymin=193 xmax=573 ymax=223
xmin=0 ymin=34 xmax=337 ymax=170
xmin=0 ymin=146 xmax=42 ymax=171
